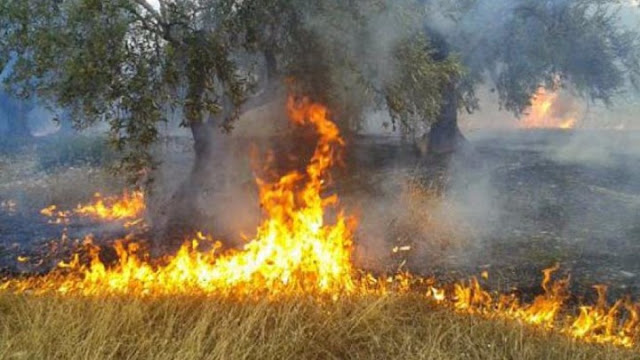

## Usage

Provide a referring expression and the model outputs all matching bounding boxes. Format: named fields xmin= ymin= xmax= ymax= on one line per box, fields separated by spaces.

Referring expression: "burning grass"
xmin=0 ymin=293 xmax=636 ymax=360
xmin=2 ymin=96 xmax=640 ymax=356
xmin=40 ymin=189 xmax=146 ymax=226
xmin=3 ymin=242 xmax=639 ymax=350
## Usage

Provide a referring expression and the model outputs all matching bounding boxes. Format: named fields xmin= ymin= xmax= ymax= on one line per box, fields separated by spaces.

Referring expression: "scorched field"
xmin=1 ymin=98 xmax=640 ymax=359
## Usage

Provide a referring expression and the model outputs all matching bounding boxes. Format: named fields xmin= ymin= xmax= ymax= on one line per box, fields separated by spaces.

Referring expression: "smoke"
xmin=26 ymin=107 xmax=60 ymax=137
xmin=347 ymin=149 xmax=502 ymax=273
xmin=144 ymin=0 xmax=640 ymax=283
xmin=346 ymin=0 xmax=640 ymax=276
xmin=0 ymin=107 xmax=7 ymax=134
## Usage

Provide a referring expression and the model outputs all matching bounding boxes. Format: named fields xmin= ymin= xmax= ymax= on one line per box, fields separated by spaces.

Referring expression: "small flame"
xmin=40 ymin=190 xmax=145 ymax=225
xmin=430 ymin=287 xmax=446 ymax=302
xmin=74 ymin=191 xmax=145 ymax=221
xmin=569 ymin=285 xmax=639 ymax=347
xmin=521 ymin=88 xmax=578 ymax=129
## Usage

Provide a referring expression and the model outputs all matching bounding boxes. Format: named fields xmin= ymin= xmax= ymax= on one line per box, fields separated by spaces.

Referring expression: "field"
xmin=1 ymin=130 xmax=640 ymax=359
xmin=1 ymin=294 xmax=637 ymax=360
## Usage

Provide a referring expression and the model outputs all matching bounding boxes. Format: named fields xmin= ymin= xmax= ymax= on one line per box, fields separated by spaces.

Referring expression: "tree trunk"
xmin=427 ymin=83 xmax=466 ymax=154
xmin=156 ymin=121 xmax=221 ymax=251
xmin=57 ymin=110 xmax=75 ymax=135
xmin=5 ymin=101 xmax=31 ymax=138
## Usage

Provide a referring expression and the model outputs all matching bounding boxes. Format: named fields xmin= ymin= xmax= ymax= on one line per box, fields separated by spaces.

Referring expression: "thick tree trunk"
xmin=57 ymin=110 xmax=75 ymax=135
xmin=427 ymin=83 xmax=466 ymax=154
xmin=5 ymin=102 xmax=31 ymax=138
xmin=157 ymin=121 xmax=221 ymax=250
xmin=420 ymin=25 xmax=467 ymax=155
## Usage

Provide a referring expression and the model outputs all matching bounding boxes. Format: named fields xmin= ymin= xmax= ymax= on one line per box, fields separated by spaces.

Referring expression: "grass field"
xmin=0 ymin=293 xmax=637 ymax=360
xmin=2 ymin=133 xmax=640 ymax=359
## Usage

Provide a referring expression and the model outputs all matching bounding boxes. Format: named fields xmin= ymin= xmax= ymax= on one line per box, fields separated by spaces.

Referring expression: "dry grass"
xmin=0 ymin=293 xmax=637 ymax=360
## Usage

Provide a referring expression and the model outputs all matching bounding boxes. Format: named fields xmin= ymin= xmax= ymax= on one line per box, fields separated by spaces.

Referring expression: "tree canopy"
xmin=0 ymin=0 xmax=460 ymax=178
xmin=0 ymin=0 xmax=638 ymax=181
xmin=429 ymin=0 xmax=640 ymax=114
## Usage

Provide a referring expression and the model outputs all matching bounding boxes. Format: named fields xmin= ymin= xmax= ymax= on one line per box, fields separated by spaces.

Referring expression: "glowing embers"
xmin=40 ymin=190 xmax=145 ymax=226
xmin=520 ymin=88 xmax=579 ymax=129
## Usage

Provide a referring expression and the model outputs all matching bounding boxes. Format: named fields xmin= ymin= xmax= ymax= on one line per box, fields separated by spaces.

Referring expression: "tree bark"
xmin=420 ymin=25 xmax=467 ymax=155
xmin=152 ymin=58 xmax=283 ymax=251
xmin=4 ymin=101 xmax=31 ymax=138
xmin=157 ymin=120 xmax=222 ymax=250
xmin=427 ymin=83 xmax=466 ymax=154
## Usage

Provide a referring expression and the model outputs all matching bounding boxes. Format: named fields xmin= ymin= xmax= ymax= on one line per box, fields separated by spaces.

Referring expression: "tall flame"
xmin=15 ymin=96 xmax=355 ymax=298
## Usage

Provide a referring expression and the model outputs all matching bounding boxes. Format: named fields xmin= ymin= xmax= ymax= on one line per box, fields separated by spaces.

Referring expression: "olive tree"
xmin=0 ymin=0 xmax=460 ymax=237
xmin=422 ymin=0 xmax=640 ymax=152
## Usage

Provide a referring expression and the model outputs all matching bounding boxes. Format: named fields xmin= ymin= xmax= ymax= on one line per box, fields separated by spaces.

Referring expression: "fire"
xmin=12 ymin=96 xmax=355 ymax=298
xmin=40 ymin=190 xmax=145 ymax=226
xmin=2 ymin=96 xmax=640 ymax=348
xmin=570 ymin=285 xmax=639 ymax=347
xmin=426 ymin=266 xmax=638 ymax=347
xmin=520 ymin=88 xmax=578 ymax=129
xmin=75 ymin=190 xmax=145 ymax=221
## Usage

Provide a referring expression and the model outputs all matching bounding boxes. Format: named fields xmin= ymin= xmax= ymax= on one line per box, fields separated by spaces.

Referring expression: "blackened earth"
xmin=1 ymin=130 xmax=640 ymax=302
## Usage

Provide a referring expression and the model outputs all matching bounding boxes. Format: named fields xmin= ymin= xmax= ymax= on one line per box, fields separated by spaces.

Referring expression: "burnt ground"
xmin=344 ymin=130 xmax=640 ymax=301
xmin=477 ymin=131 xmax=640 ymax=299
xmin=1 ymin=130 xmax=640 ymax=301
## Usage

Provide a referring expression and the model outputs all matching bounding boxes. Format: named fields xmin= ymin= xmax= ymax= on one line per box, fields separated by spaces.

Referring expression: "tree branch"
xmin=126 ymin=7 xmax=165 ymax=39
xmin=133 ymin=0 xmax=164 ymax=24
xmin=242 ymin=80 xmax=283 ymax=112
xmin=157 ymin=0 xmax=168 ymax=18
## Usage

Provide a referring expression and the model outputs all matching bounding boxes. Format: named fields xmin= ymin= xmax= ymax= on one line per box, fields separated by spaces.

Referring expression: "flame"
xmin=40 ymin=190 xmax=145 ymax=225
xmin=425 ymin=266 xmax=638 ymax=347
xmin=3 ymin=96 xmax=640 ymax=348
xmin=14 ymin=96 xmax=355 ymax=298
xmin=75 ymin=191 xmax=145 ymax=221
xmin=569 ymin=285 xmax=639 ymax=347
xmin=520 ymin=88 xmax=578 ymax=129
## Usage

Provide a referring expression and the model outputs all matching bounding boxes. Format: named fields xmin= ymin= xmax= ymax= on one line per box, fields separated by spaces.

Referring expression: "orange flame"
xmin=74 ymin=190 xmax=145 ymax=221
xmin=16 ymin=96 xmax=355 ymax=298
xmin=40 ymin=190 xmax=145 ymax=226
xmin=521 ymin=88 xmax=578 ymax=129
xmin=424 ymin=266 xmax=639 ymax=347
xmin=3 ymin=97 xmax=640 ymax=348
xmin=569 ymin=285 xmax=639 ymax=347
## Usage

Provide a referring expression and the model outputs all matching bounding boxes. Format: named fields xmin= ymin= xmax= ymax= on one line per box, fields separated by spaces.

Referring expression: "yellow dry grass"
xmin=0 ymin=293 xmax=637 ymax=360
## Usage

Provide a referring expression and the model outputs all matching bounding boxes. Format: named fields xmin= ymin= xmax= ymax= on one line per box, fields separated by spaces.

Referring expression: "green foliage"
xmin=0 ymin=0 xmax=459 ymax=183
xmin=385 ymin=34 xmax=462 ymax=133
xmin=245 ymin=0 xmax=459 ymax=132
xmin=4 ymin=0 xmax=635 ymax=182
xmin=439 ymin=0 xmax=640 ymax=115
xmin=0 ymin=0 xmax=250 ymax=183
